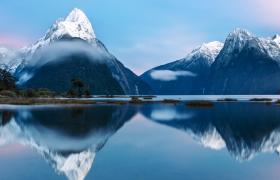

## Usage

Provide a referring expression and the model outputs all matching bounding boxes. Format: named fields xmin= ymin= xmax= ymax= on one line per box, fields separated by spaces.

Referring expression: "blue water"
xmin=0 ymin=102 xmax=280 ymax=180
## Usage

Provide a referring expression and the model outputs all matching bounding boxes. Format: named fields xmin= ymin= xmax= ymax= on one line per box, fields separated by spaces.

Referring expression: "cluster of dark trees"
xmin=0 ymin=69 xmax=16 ymax=91
xmin=67 ymin=78 xmax=91 ymax=98
xmin=0 ymin=68 xmax=91 ymax=98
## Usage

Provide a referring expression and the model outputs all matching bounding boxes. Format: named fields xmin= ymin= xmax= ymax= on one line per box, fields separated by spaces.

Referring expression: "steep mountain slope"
xmin=7 ymin=8 xmax=151 ymax=95
xmin=21 ymin=46 xmax=124 ymax=94
xmin=141 ymin=41 xmax=223 ymax=94
xmin=208 ymin=29 xmax=280 ymax=94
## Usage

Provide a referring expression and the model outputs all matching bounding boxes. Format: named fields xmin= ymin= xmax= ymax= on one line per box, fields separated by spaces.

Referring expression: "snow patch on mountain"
xmin=150 ymin=70 xmax=197 ymax=81
xmin=184 ymin=41 xmax=224 ymax=64
xmin=259 ymin=37 xmax=280 ymax=60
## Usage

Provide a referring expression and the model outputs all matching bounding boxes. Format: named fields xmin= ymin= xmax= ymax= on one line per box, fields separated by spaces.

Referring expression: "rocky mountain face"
xmin=1 ymin=8 xmax=152 ymax=95
xmin=208 ymin=29 xmax=280 ymax=94
xmin=141 ymin=41 xmax=223 ymax=94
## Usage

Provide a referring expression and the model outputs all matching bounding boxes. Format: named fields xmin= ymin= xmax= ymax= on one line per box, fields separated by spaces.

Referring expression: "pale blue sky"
xmin=0 ymin=0 xmax=279 ymax=74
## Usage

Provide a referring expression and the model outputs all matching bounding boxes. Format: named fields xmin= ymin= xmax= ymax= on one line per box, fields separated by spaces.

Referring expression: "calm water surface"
xmin=1 ymin=101 xmax=280 ymax=180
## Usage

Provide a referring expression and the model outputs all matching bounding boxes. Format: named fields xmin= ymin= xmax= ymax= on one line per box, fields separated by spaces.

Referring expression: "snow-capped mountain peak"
xmin=216 ymin=28 xmax=254 ymax=66
xmin=229 ymin=28 xmax=252 ymax=38
xmin=24 ymin=8 xmax=96 ymax=55
xmin=65 ymin=8 xmax=91 ymax=24
xmin=223 ymin=29 xmax=280 ymax=62
xmin=63 ymin=8 xmax=95 ymax=39
xmin=45 ymin=8 xmax=96 ymax=42
xmin=185 ymin=41 xmax=224 ymax=64
xmin=224 ymin=28 xmax=252 ymax=51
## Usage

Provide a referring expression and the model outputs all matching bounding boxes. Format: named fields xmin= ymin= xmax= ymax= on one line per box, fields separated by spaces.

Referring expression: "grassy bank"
xmin=0 ymin=98 xmax=98 ymax=105
xmin=0 ymin=96 xmax=279 ymax=106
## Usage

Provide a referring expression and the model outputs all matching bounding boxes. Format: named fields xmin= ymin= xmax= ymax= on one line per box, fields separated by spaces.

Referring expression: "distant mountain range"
xmin=1 ymin=8 xmax=280 ymax=95
xmin=141 ymin=29 xmax=280 ymax=95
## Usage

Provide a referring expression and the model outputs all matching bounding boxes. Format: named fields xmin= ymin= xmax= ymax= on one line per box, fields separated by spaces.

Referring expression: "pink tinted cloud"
xmin=0 ymin=144 xmax=27 ymax=156
xmin=0 ymin=35 xmax=30 ymax=48
xmin=249 ymin=0 xmax=280 ymax=29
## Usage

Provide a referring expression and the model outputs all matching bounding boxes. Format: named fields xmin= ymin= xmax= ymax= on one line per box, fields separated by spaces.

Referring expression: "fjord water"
xmin=1 ymin=102 xmax=280 ymax=180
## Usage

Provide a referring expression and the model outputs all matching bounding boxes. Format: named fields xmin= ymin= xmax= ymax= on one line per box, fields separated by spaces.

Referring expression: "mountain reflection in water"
xmin=0 ymin=105 xmax=136 ymax=180
xmin=0 ymin=102 xmax=280 ymax=180
xmin=141 ymin=103 xmax=280 ymax=161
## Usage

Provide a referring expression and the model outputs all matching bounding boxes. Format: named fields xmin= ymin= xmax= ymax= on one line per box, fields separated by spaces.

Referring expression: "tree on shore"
xmin=72 ymin=78 xmax=84 ymax=97
xmin=67 ymin=78 xmax=91 ymax=98
xmin=0 ymin=69 xmax=16 ymax=91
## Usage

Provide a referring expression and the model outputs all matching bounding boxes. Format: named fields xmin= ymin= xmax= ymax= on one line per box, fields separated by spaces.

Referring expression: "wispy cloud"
xmin=150 ymin=70 xmax=197 ymax=81
xmin=0 ymin=35 xmax=30 ymax=48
